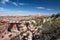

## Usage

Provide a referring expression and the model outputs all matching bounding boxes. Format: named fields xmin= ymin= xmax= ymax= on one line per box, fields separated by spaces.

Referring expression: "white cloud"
xmin=1 ymin=0 xmax=9 ymax=4
xmin=1 ymin=0 xmax=25 ymax=6
xmin=0 ymin=7 xmax=8 ymax=12
xmin=47 ymin=9 xmax=53 ymax=10
xmin=4 ymin=0 xmax=9 ymax=2
xmin=12 ymin=2 xmax=18 ymax=6
xmin=0 ymin=7 xmax=4 ymax=11
xmin=19 ymin=3 xmax=25 ymax=5
xmin=36 ymin=7 xmax=53 ymax=10
xmin=36 ymin=7 xmax=45 ymax=9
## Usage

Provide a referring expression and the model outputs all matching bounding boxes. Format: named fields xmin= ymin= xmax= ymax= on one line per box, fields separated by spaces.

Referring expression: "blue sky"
xmin=0 ymin=0 xmax=60 ymax=15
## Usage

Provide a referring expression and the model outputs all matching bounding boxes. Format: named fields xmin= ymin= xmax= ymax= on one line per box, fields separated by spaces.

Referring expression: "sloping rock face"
xmin=0 ymin=20 xmax=59 ymax=40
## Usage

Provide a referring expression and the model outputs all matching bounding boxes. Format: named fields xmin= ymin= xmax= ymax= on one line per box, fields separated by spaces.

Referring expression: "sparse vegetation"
xmin=0 ymin=13 xmax=60 ymax=40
